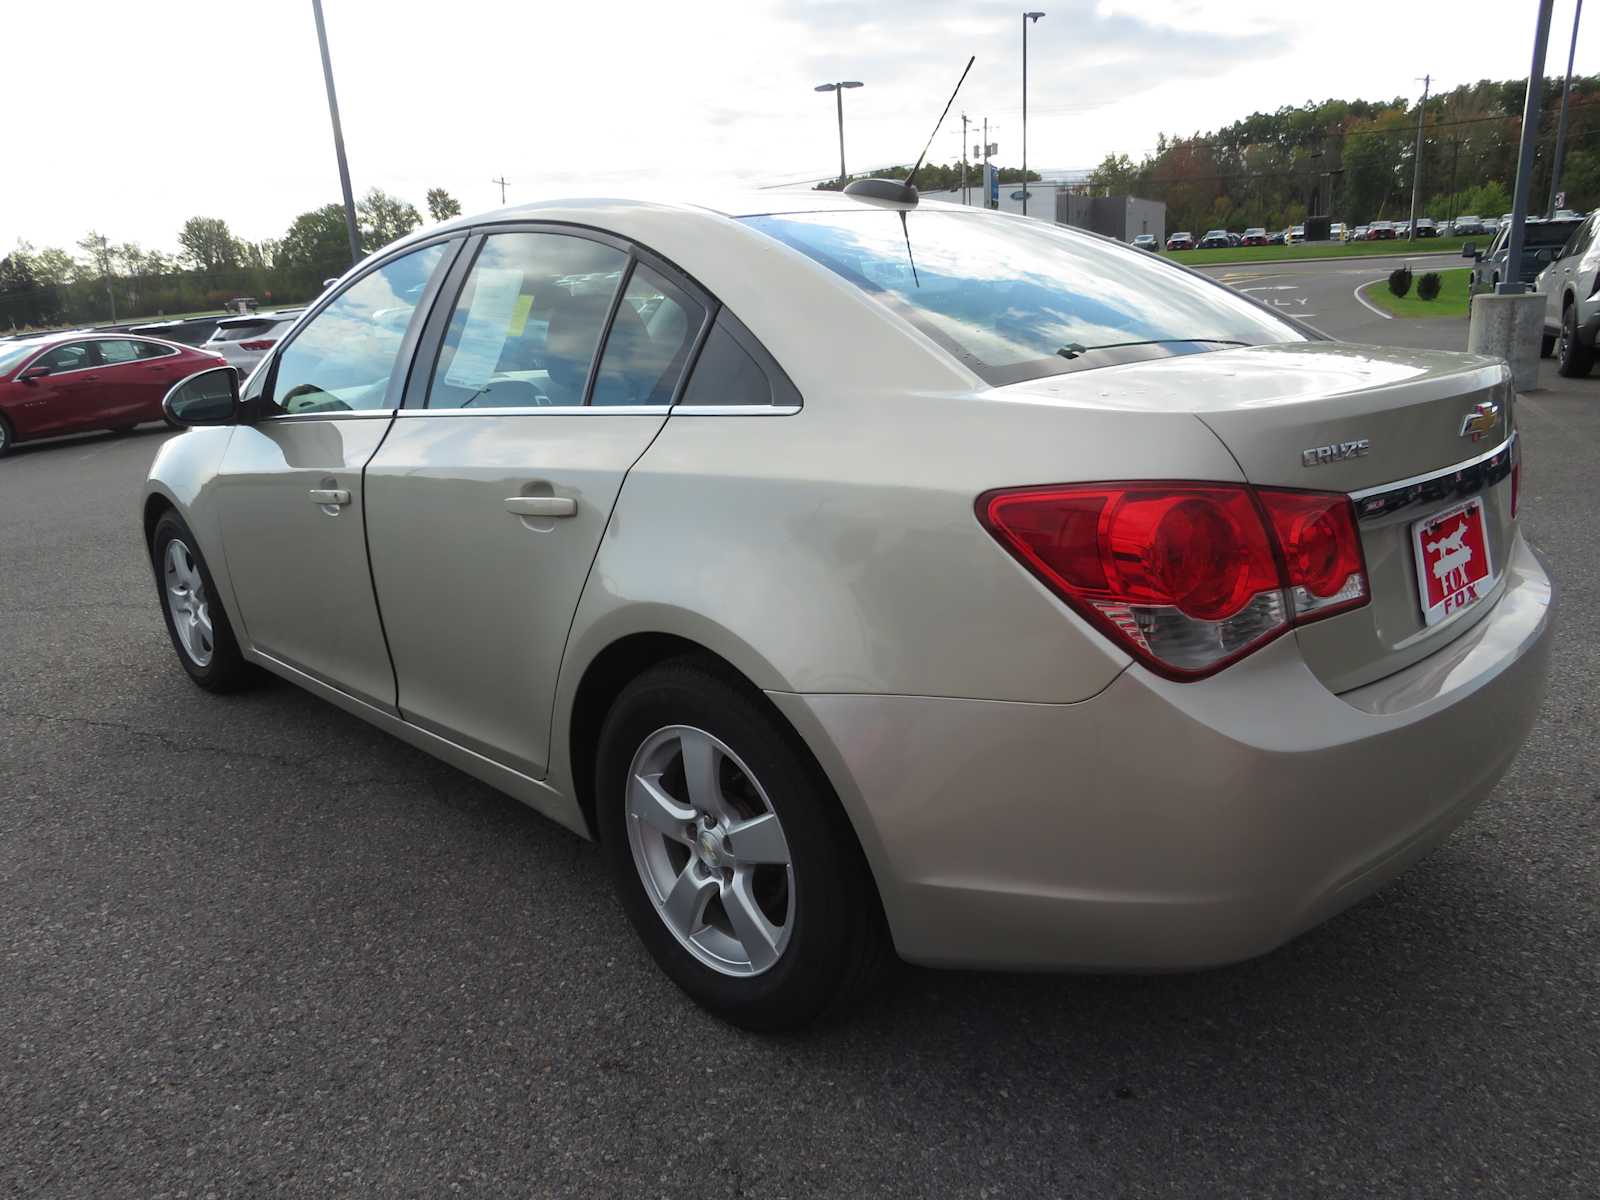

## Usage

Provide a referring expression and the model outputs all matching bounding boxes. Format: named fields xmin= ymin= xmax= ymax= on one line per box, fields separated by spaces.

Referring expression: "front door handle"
xmin=309 ymin=488 xmax=351 ymax=506
xmin=504 ymin=495 xmax=576 ymax=518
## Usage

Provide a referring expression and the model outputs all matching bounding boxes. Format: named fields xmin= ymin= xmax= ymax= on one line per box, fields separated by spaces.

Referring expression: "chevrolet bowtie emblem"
xmin=1460 ymin=401 xmax=1501 ymax=442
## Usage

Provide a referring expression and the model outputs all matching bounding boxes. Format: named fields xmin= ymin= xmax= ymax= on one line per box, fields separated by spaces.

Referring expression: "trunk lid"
xmin=1004 ymin=342 xmax=1518 ymax=692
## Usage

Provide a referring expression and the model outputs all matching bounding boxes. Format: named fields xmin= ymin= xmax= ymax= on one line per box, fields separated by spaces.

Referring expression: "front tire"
xmin=1558 ymin=303 xmax=1594 ymax=378
xmin=595 ymin=659 xmax=888 ymax=1031
xmin=0 ymin=413 xmax=13 ymax=458
xmin=150 ymin=511 xmax=257 ymax=692
xmin=1541 ymin=329 xmax=1557 ymax=358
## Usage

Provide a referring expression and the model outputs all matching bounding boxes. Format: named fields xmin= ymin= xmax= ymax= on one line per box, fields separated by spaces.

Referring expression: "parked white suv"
xmin=200 ymin=310 xmax=303 ymax=380
xmin=1536 ymin=210 xmax=1600 ymax=376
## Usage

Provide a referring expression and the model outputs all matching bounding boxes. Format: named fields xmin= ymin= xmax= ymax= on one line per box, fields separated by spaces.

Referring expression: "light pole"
xmin=311 ymin=0 xmax=360 ymax=266
xmin=1501 ymin=0 xmax=1556 ymax=294
xmin=1547 ymin=0 xmax=1584 ymax=217
xmin=814 ymin=81 xmax=864 ymax=186
xmin=1022 ymin=12 xmax=1045 ymax=216
xmin=1407 ymin=73 xmax=1429 ymax=243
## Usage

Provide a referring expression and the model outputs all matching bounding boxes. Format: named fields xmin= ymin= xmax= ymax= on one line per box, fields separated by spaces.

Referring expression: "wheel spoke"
xmin=677 ymin=727 xmax=732 ymax=821
xmin=724 ymin=812 xmax=790 ymax=866
xmin=629 ymin=772 xmax=695 ymax=843
xmin=661 ymin=861 xmax=717 ymax=938
xmin=722 ymin=871 xmax=781 ymax=971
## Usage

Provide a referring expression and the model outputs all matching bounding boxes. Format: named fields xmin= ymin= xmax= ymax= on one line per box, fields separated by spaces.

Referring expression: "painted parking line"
xmin=1352 ymin=280 xmax=1394 ymax=320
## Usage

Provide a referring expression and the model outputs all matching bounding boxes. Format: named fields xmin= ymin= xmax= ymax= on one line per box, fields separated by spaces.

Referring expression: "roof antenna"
xmin=845 ymin=55 xmax=975 ymax=206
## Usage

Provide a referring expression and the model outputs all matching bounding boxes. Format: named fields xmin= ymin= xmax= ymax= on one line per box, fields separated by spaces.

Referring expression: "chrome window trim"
xmin=673 ymin=404 xmax=801 ymax=416
xmin=256 ymin=409 xmax=399 ymax=423
xmin=394 ymin=405 xmax=669 ymax=418
xmin=387 ymin=403 xmax=801 ymax=418
xmin=1350 ymin=431 xmax=1516 ymax=522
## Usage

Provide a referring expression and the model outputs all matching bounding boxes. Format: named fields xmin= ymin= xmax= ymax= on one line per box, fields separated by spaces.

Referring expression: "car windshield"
xmin=0 ymin=341 xmax=48 ymax=375
xmin=745 ymin=210 xmax=1305 ymax=385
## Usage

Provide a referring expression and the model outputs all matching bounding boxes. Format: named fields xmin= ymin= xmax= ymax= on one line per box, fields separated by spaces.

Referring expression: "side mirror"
xmin=162 ymin=366 xmax=239 ymax=427
xmin=18 ymin=365 xmax=52 ymax=382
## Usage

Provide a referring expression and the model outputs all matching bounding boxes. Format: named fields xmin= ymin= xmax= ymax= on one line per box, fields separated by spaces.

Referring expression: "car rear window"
xmin=1524 ymin=221 xmax=1581 ymax=248
xmin=211 ymin=320 xmax=277 ymax=342
xmin=744 ymin=210 xmax=1306 ymax=385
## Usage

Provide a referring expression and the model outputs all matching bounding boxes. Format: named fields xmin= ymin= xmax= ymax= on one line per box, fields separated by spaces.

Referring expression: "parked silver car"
xmin=200 ymin=310 xmax=302 ymax=379
xmin=144 ymin=191 xmax=1554 ymax=1029
xmin=1535 ymin=209 xmax=1600 ymax=376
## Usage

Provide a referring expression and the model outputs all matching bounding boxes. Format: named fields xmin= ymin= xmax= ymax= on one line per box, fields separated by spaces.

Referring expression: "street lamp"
xmin=815 ymin=81 xmax=865 ymax=186
xmin=1022 ymin=12 xmax=1045 ymax=217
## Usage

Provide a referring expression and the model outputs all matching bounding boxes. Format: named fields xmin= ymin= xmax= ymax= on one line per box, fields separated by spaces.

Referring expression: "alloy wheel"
xmin=163 ymin=539 xmax=214 ymax=667
xmin=624 ymin=725 xmax=794 ymax=977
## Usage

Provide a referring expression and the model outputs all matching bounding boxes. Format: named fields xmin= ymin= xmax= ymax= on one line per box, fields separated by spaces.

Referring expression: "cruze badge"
xmin=1460 ymin=401 xmax=1501 ymax=442
xmin=1301 ymin=439 xmax=1370 ymax=468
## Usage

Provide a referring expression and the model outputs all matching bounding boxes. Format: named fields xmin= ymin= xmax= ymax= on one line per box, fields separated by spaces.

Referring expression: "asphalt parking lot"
xmin=4 ymin=294 xmax=1599 ymax=1196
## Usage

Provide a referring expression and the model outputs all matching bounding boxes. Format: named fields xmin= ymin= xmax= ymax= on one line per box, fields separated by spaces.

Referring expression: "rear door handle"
xmin=309 ymin=488 xmax=351 ymax=506
xmin=504 ymin=495 xmax=576 ymax=518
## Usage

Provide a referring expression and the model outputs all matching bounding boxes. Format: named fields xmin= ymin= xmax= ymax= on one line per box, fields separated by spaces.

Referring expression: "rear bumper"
xmin=770 ymin=534 xmax=1554 ymax=971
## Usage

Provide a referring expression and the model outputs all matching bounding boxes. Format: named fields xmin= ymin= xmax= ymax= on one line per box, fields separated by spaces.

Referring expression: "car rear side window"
xmin=133 ymin=340 xmax=177 ymax=360
xmin=427 ymin=232 xmax=629 ymax=409
xmin=745 ymin=210 xmax=1305 ymax=386
xmin=677 ymin=311 xmax=800 ymax=408
xmin=269 ymin=242 xmax=446 ymax=414
xmin=589 ymin=263 xmax=706 ymax=407
xmin=95 ymin=339 xmax=142 ymax=365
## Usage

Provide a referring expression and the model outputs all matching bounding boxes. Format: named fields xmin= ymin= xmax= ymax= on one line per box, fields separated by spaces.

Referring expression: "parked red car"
xmin=0 ymin=333 xmax=227 ymax=456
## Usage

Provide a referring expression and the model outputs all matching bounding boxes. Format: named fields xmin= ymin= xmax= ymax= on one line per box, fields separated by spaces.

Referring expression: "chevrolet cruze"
xmin=144 ymin=189 xmax=1554 ymax=1030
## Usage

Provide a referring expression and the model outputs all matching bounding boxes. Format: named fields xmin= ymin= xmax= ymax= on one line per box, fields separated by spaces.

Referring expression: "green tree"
xmin=1088 ymin=153 xmax=1138 ymax=194
xmin=29 ymin=246 xmax=79 ymax=286
xmin=279 ymin=204 xmax=354 ymax=271
xmin=178 ymin=216 xmax=243 ymax=271
xmin=357 ymin=188 xmax=422 ymax=252
xmin=77 ymin=231 xmax=115 ymax=280
xmin=426 ymin=187 xmax=462 ymax=222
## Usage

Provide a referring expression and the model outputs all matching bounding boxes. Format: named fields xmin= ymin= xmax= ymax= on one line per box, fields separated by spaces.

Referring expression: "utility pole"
xmin=961 ymin=113 xmax=970 ymax=206
xmin=1022 ymin=12 xmax=1045 ymax=217
xmin=492 ymin=176 xmax=509 ymax=205
xmin=1407 ymin=73 xmax=1430 ymax=242
xmin=1501 ymin=0 xmax=1556 ymax=294
xmin=311 ymin=0 xmax=361 ymax=267
xmin=972 ymin=118 xmax=985 ymax=211
xmin=1546 ymin=0 xmax=1584 ymax=216
xmin=1447 ymin=139 xmax=1461 ymax=226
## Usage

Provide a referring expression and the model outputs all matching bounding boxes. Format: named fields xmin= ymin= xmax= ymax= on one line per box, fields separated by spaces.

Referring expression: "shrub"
xmin=1416 ymin=272 xmax=1442 ymax=301
xmin=1388 ymin=266 xmax=1413 ymax=297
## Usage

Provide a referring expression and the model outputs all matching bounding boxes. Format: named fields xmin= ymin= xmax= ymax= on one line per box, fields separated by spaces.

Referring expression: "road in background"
xmin=1200 ymin=251 xmax=1467 ymax=347
xmin=2 ymin=316 xmax=1597 ymax=1196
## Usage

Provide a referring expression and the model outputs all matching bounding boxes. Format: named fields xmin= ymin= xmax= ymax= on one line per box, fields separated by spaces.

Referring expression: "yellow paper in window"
xmin=508 ymin=292 xmax=534 ymax=337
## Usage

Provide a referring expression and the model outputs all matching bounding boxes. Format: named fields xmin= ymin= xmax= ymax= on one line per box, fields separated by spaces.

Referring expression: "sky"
xmin=0 ymin=0 xmax=1591 ymax=256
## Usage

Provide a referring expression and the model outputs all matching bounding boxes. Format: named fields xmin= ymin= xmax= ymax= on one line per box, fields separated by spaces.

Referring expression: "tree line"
xmin=0 ymin=187 xmax=464 ymax=332
xmin=1082 ymin=74 xmax=1600 ymax=236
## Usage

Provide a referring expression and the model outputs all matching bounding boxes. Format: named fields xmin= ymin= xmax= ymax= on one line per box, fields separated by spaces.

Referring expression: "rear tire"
xmin=595 ymin=658 xmax=889 ymax=1031
xmin=1541 ymin=330 xmax=1557 ymax=358
xmin=0 ymin=414 xmax=12 ymax=458
xmin=1558 ymin=302 xmax=1594 ymax=378
xmin=150 ymin=511 xmax=257 ymax=692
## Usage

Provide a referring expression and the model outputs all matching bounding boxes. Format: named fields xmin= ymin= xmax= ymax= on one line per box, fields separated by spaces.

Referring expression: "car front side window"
xmin=426 ymin=232 xmax=629 ymax=410
xmin=268 ymin=242 xmax=447 ymax=415
xmin=36 ymin=342 xmax=93 ymax=373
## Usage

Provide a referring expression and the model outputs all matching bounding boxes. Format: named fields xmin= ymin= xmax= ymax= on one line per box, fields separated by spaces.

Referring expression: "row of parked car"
xmin=0 ymin=304 xmax=303 ymax=456
xmin=1144 ymin=211 xmax=1586 ymax=252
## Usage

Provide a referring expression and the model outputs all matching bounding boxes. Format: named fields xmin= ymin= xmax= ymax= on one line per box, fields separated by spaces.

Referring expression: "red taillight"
xmin=1256 ymin=488 xmax=1369 ymax=621
xmin=238 ymin=339 xmax=276 ymax=351
xmin=978 ymin=482 xmax=1369 ymax=680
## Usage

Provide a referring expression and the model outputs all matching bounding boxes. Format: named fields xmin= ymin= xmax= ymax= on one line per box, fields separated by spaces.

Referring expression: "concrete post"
xmin=1467 ymin=292 xmax=1545 ymax=391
